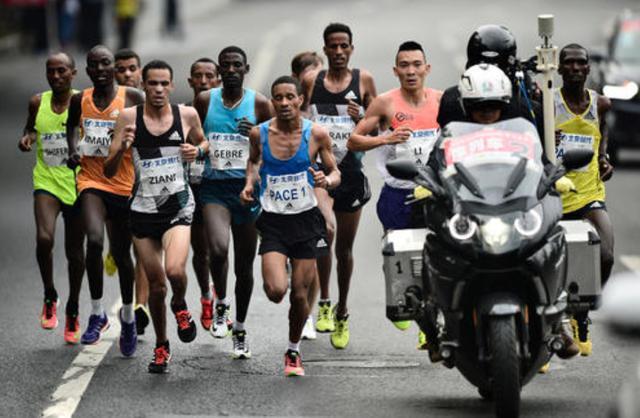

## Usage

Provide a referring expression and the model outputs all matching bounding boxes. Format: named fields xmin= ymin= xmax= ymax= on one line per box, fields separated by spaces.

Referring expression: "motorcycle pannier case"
xmin=382 ymin=228 xmax=427 ymax=321
xmin=560 ymin=220 xmax=601 ymax=310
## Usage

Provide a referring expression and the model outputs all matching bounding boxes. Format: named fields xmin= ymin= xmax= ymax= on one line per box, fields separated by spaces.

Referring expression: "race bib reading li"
xmin=396 ymin=129 xmax=438 ymax=167
xmin=40 ymin=132 xmax=68 ymax=166
xmin=139 ymin=155 xmax=186 ymax=197
xmin=208 ymin=132 xmax=249 ymax=170
xmin=315 ymin=114 xmax=355 ymax=164
xmin=261 ymin=171 xmax=316 ymax=214
xmin=79 ymin=118 xmax=114 ymax=157
xmin=556 ymin=133 xmax=594 ymax=172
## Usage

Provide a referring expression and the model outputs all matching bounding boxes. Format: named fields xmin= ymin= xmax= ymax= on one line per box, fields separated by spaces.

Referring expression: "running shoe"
xmin=417 ymin=330 xmax=428 ymax=350
xmin=393 ymin=320 xmax=411 ymax=331
xmin=330 ymin=308 xmax=349 ymax=349
xmin=200 ymin=297 xmax=214 ymax=331
xmin=104 ymin=252 xmax=117 ymax=276
xmin=301 ymin=315 xmax=317 ymax=340
xmin=174 ymin=309 xmax=197 ymax=343
xmin=556 ymin=319 xmax=580 ymax=359
xmin=64 ymin=314 xmax=80 ymax=345
xmin=538 ymin=362 xmax=551 ymax=374
xmin=231 ymin=330 xmax=251 ymax=359
xmin=211 ymin=303 xmax=232 ymax=338
xmin=315 ymin=301 xmax=335 ymax=333
xmin=81 ymin=312 xmax=110 ymax=345
xmin=119 ymin=308 xmax=137 ymax=357
xmin=571 ymin=317 xmax=592 ymax=356
xmin=41 ymin=299 xmax=59 ymax=329
xmin=284 ymin=349 xmax=304 ymax=377
xmin=134 ymin=304 xmax=150 ymax=335
xmin=148 ymin=342 xmax=171 ymax=374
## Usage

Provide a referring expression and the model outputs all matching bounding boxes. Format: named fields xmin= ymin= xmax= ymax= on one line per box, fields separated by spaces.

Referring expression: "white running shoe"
xmin=232 ymin=329 xmax=251 ymax=359
xmin=210 ymin=303 xmax=232 ymax=339
xmin=301 ymin=315 xmax=317 ymax=340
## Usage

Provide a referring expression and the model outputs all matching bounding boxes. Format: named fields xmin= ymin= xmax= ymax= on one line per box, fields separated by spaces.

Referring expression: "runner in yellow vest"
xmin=18 ymin=52 xmax=85 ymax=344
xmin=555 ymin=43 xmax=614 ymax=357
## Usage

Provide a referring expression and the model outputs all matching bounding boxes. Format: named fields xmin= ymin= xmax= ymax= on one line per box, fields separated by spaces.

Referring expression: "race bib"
xmin=315 ymin=114 xmax=355 ymax=164
xmin=395 ymin=129 xmax=438 ymax=167
xmin=208 ymin=132 xmax=249 ymax=170
xmin=188 ymin=158 xmax=206 ymax=184
xmin=556 ymin=133 xmax=594 ymax=172
xmin=261 ymin=170 xmax=316 ymax=214
xmin=40 ymin=132 xmax=68 ymax=166
xmin=79 ymin=118 xmax=114 ymax=157
xmin=138 ymin=155 xmax=186 ymax=197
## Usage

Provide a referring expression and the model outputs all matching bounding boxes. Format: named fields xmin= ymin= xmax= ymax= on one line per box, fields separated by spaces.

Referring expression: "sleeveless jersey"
xmin=130 ymin=105 xmax=194 ymax=217
xmin=77 ymin=87 xmax=134 ymax=196
xmin=554 ymin=88 xmax=605 ymax=213
xmin=309 ymin=69 xmax=364 ymax=170
xmin=377 ymin=87 xmax=442 ymax=189
xmin=259 ymin=119 xmax=317 ymax=215
xmin=33 ymin=90 xmax=79 ymax=206
xmin=202 ymin=88 xmax=256 ymax=180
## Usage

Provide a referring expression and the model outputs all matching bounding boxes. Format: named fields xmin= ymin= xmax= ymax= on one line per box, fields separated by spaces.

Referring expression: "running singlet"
xmin=259 ymin=119 xmax=317 ymax=215
xmin=554 ymin=88 xmax=605 ymax=213
xmin=77 ymin=87 xmax=134 ymax=196
xmin=377 ymin=87 xmax=442 ymax=189
xmin=33 ymin=90 xmax=79 ymax=206
xmin=203 ymin=88 xmax=256 ymax=180
xmin=309 ymin=69 xmax=364 ymax=170
xmin=130 ymin=105 xmax=194 ymax=217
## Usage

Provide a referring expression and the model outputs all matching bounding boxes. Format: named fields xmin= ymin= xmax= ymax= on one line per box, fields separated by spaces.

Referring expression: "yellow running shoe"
xmin=315 ymin=301 xmax=335 ymax=333
xmin=417 ymin=330 xmax=428 ymax=350
xmin=538 ymin=362 xmax=550 ymax=374
xmin=104 ymin=252 xmax=117 ymax=276
xmin=571 ymin=318 xmax=592 ymax=356
xmin=393 ymin=320 xmax=411 ymax=331
xmin=331 ymin=309 xmax=349 ymax=349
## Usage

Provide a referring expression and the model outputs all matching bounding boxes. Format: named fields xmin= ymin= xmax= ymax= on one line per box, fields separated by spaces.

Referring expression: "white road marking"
xmin=620 ymin=255 xmax=640 ymax=273
xmin=41 ymin=300 xmax=122 ymax=418
xmin=246 ymin=21 xmax=298 ymax=92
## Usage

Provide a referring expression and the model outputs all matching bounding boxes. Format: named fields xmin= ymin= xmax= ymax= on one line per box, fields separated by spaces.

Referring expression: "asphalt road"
xmin=1 ymin=0 xmax=639 ymax=417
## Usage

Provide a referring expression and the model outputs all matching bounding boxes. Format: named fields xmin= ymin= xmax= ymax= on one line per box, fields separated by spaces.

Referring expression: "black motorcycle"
xmin=387 ymin=118 xmax=593 ymax=418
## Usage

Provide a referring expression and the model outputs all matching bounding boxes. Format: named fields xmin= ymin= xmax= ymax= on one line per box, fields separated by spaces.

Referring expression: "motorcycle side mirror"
xmin=386 ymin=159 xmax=419 ymax=180
xmin=562 ymin=149 xmax=594 ymax=171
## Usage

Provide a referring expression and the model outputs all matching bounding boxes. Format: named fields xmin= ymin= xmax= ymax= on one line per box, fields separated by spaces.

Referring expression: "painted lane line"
xmin=42 ymin=300 xmax=122 ymax=418
xmin=620 ymin=255 xmax=640 ymax=274
xmin=246 ymin=21 xmax=298 ymax=92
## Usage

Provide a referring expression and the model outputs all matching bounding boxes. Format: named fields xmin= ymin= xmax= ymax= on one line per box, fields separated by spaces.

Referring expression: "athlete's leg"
xmin=63 ymin=211 xmax=85 ymax=314
xmin=109 ymin=214 xmax=134 ymax=306
xmin=262 ymin=252 xmax=289 ymax=304
xmin=191 ymin=222 xmax=211 ymax=297
xmin=34 ymin=193 xmax=62 ymax=301
xmin=81 ymin=192 xmax=108 ymax=300
xmin=334 ymin=208 xmax=363 ymax=317
xmin=307 ymin=265 xmax=319 ymax=309
xmin=134 ymin=237 xmax=166 ymax=344
xmin=203 ymin=204 xmax=231 ymax=299
xmin=231 ymin=222 xmax=257 ymax=323
xmin=584 ymin=209 xmax=614 ymax=284
xmin=289 ymin=259 xmax=316 ymax=343
xmin=134 ymin=248 xmax=149 ymax=305
xmin=315 ymin=188 xmax=336 ymax=300
xmin=163 ymin=226 xmax=191 ymax=308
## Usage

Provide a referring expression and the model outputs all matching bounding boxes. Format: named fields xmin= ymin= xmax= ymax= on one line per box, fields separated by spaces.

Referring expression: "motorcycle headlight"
xmin=480 ymin=217 xmax=511 ymax=248
xmin=447 ymin=213 xmax=477 ymax=241
xmin=514 ymin=205 xmax=543 ymax=237
xmin=603 ymin=81 xmax=639 ymax=100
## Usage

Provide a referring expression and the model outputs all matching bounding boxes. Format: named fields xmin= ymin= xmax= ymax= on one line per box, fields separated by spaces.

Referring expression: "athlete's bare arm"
xmin=65 ymin=92 xmax=83 ymax=168
xmin=360 ymin=69 xmax=377 ymax=110
xmin=180 ymin=105 xmax=208 ymax=163
xmin=104 ymin=107 xmax=136 ymax=178
xmin=348 ymin=94 xmax=410 ymax=151
xmin=125 ymin=87 xmax=145 ymax=107
xmin=192 ymin=90 xmax=211 ymax=128
xmin=237 ymin=93 xmax=273 ymax=137
xmin=240 ymin=125 xmax=263 ymax=204
xmin=18 ymin=94 xmax=41 ymax=152
xmin=311 ymin=123 xmax=341 ymax=189
xmin=300 ymin=71 xmax=317 ymax=114
xmin=597 ymin=94 xmax=613 ymax=181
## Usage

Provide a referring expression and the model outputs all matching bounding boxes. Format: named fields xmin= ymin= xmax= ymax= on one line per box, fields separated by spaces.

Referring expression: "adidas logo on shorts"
xmin=351 ymin=199 xmax=360 ymax=207
xmin=316 ymin=238 xmax=328 ymax=248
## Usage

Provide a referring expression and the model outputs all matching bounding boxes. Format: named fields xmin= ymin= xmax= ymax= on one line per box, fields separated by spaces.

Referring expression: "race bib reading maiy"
xmin=556 ymin=133 xmax=594 ymax=172
xmin=79 ymin=118 xmax=114 ymax=157
xmin=315 ymin=114 xmax=355 ymax=164
xmin=139 ymin=155 xmax=186 ymax=197
xmin=188 ymin=158 xmax=206 ymax=184
xmin=262 ymin=171 xmax=316 ymax=215
xmin=40 ymin=132 xmax=68 ymax=166
xmin=208 ymin=132 xmax=249 ymax=170
xmin=395 ymin=129 xmax=439 ymax=167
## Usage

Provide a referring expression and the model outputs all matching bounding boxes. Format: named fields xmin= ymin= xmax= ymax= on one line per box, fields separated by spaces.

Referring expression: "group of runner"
xmin=20 ymin=22 xmax=613 ymax=377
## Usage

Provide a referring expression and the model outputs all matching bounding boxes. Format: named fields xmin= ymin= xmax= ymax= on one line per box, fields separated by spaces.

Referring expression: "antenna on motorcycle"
xmin=536 ymin=14 xmax=559 ymax=164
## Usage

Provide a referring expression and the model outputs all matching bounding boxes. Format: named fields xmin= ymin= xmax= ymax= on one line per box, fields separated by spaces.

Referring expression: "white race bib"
xmin=556 ymin=133 xmax=594 ymax=172
xmin=79 ymin=118 xmax=114 ymax=157
xmin=139 ymin=155 xmax=186 ymax=197
xmin=261 ymin=170 xmax=317 ymax=214
xmin=208 ymin=132 xmax=249 ymax=170
xmin=40 ymin=132 xmax=68 ymax=166
xmin=395 ymin=129 xmax=439 ymax=167
xmin=315 ymin=114 xmax=355 ymax=164
xmin=188 ymin=158 xmax=206 ymax=184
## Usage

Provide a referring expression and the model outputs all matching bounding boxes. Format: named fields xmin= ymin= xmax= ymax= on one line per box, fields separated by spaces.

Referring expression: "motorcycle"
xmin=385 ymin=118 xmax=593 ymax=418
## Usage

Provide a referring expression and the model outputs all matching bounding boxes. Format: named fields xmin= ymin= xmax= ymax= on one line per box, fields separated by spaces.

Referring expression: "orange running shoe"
xmin=284 ymin=350 xmax=305 ymax=377
xmin=41 ymin=299 xmax=59 ymax=329
xmin=64 ymin=315 xmax=80 ymax=344
xmin=148 ymin=342 xmax=171 ymax=374
xmin=200 ymin=297 xmax=213 ymax=331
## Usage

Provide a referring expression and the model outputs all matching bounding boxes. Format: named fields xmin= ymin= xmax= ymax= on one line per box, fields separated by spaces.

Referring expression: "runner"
xmin=186 ymin=57 xmax=220 ymax=330
xmin=555 ymin=43 xmax=614 ymax=357
xmin=105 ymin=59 xmax=206 ymax=373
xmin=301 ymin=22 xmax=377 ymax=348
xmin=348 ymin=40 xmax=441 ymax=344
xmin=66 ymin=45 xmax=144 ymax=355
xmin=193 ymin=46 xmax=272 ymax=358
xmin=114 ymin=48 xmax=142 ymax=88
xmin=19 ymin=52 xmax=85 ymax=344
xmin=291 ymin=51 xmax=323 ymax=81
xmin=240 ymin=75 xmax=340 ymax=376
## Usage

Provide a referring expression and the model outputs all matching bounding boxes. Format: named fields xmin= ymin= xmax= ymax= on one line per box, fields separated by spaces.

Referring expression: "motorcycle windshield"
xmin=440 ymin=118 xmax=544 ymax=210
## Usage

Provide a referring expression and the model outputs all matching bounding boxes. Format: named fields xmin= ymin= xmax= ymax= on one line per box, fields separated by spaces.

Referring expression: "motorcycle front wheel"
xmin=488 ymin=315 xmax=521 ymax=418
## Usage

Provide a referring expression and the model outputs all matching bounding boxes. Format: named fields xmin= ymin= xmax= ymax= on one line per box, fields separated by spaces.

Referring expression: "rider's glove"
xmin=413 ymin=186 xmax=433 ymax=200
xmin=555 ymin=176 xmax=576 ymax=193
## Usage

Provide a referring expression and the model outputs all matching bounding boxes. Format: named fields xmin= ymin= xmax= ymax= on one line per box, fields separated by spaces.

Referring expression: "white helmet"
xmin=458 ymin=63 xmax=512 ymax=110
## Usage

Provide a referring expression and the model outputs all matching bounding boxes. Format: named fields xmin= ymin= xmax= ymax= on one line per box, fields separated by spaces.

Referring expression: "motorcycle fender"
xmin=477 ymin=293 xmax=523 ymax=317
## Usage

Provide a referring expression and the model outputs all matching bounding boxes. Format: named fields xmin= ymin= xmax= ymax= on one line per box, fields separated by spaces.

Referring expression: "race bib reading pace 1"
xmin=139 ymin=155 xmax=186 ymax=197
xmin=40 ymin=132 xmax=68 ymax=166
xmin=208 ymin=132 xmax=249 ymax=170
xmin=79 ymin=118 xmax=114 ymax=157
xmin=395 ymin=129 xmax=439 ymax=167
xmin=556 ymin=133 xmax=594 ymax=172
xmin=261 ymin=171 xmax=316 ymax=214
xmin=315 ymin=114 xmax=355 ymax=164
